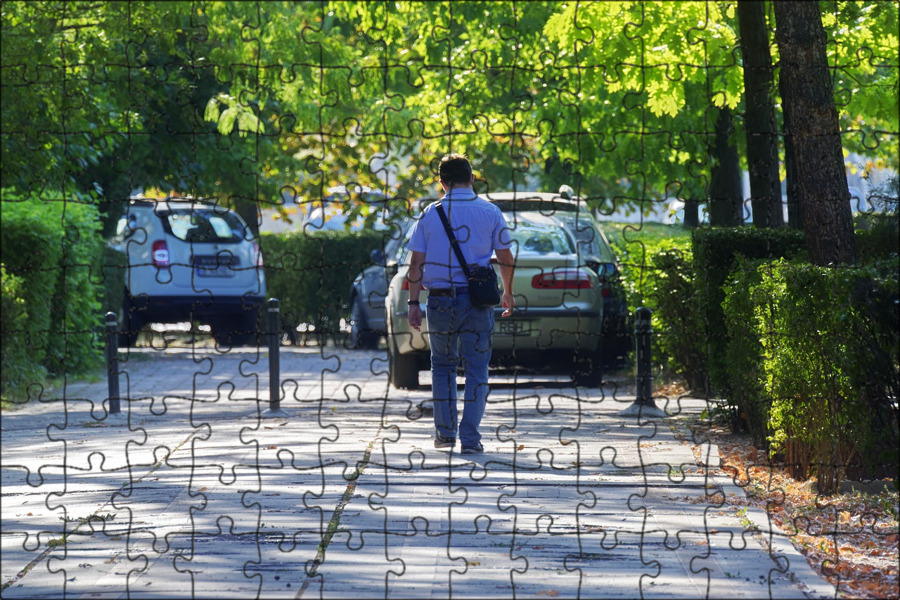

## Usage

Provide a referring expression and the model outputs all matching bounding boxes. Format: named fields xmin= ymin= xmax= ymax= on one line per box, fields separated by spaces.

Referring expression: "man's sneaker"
xmin=460 ymin=443 xmax=483 ymax=455
xmin=434 ymin=434 xmax=456 ymax=449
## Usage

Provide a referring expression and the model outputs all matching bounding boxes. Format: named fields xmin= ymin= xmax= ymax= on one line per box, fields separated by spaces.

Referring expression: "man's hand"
xmin=408 ymin=304 xmax=423 ymax=330
xmin=495 ymin=247 xmax=516 ymax=318
xmin=500 ymin=292 xmax=515 ymax=318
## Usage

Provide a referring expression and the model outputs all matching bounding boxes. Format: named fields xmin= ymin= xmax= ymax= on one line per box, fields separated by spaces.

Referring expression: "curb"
xmin=707 ymin=445 xmax=838 ymax=600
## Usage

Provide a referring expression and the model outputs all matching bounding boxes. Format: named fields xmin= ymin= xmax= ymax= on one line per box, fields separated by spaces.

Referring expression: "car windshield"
xmin=165 ymin=208 xmax=250 ymax=243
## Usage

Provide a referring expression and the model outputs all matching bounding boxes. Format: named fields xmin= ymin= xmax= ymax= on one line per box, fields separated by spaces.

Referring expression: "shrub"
xmin=756 ymin=259 xmax=899 ymax=494
xmin=692 ymin=227 xmax=806 ymax=398
xmin=260 ymin=229 xmax=387 ymax=338
xmin=0 ymin=191 xmax=105 ymax=392
xmin=1 ymin=264 xmax=46 ymax=399
xmin=856 ymin=213 xmax=899 ymax=265
xmin=721 ymin=258 xmax=770 ymax=447
xmin=611 ymin=229 xmax=703 ymax=388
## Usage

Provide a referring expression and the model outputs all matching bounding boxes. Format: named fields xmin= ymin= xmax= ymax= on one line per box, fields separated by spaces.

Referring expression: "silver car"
xmin=347 ymin=217 xmax=413 ymax=349
xmin=383 ymin=190 xmax=626 ymax=388
xmin=110 ymin=198 xmax=266 ymax=346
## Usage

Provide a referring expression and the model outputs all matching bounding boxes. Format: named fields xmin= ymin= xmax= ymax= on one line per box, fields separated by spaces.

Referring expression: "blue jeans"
xmin=426 ymin=291 xmax=494 ymax=447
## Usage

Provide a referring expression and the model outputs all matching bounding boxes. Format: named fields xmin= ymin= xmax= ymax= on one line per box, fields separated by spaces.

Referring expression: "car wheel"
xmin=572 ymin=350 xmax=603 ymax=387
xmin=212 ymin=309 xmax=259 ymax=348
xmin=348 ymin=296 xmax=379 ymax=350
xmin=389 ymin=347 xmax=420 ymax=389
xmin=117 ymin=290 xmax=144 ymax=347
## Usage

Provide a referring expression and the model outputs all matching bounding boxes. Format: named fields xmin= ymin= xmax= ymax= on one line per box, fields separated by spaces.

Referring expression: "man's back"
xmin=408 ymin=189 xmax=510 ymax=290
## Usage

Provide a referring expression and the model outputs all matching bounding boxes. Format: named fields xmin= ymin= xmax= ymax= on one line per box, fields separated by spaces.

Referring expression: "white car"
xmin=110 ymin=198 xmax=266 ymax=346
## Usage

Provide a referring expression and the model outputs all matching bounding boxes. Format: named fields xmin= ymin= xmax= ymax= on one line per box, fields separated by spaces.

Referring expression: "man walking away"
xmin=406 ymin=154 xmax=516 ymax=455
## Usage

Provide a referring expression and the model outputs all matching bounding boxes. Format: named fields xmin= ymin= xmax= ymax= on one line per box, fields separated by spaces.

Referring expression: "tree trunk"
xmin=683 ymin=198 xmax=700 ymax=228
xmin=774 ymin=1 xmax=857 ymax=265
xmin=783 ymin=106 xmax=803 ymax=229
xmin=708 ymin=107 xmax=744 ymax=227
xmin=738 ymin=0 xmax=783 ymax=228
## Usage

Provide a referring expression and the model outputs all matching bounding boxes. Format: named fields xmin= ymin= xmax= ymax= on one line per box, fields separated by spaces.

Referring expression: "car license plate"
xmin=193 ymin=255 xmax=236 ymax=277
xmin=498 ymin=320 xmax=530 ymax=335
xmin=196 ymin=265 xmax=234 ymax=277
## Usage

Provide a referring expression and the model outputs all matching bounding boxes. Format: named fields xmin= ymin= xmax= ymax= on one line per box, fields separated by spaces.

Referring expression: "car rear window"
xmin=508 ymin=224 xmax=575 ymax=255
xmin=163 ymin=209 xmax=251 ymax=243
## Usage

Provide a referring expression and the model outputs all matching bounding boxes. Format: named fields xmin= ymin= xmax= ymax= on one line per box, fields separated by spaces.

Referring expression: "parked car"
xmin=382 ymin=188 xmax=630 ymax=389
xmin=347 ymin=217 xmax=414 ymax=349
xmin=302 ymin=186 xmax=393 ymax=233
xmin=109 ymin=198 xmax=266 ymax=347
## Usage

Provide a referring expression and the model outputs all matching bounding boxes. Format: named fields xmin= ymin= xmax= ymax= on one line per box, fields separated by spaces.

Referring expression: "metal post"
xmin=263 ymin=298 xmax=288 ymax=418
xmin=105 ymin=312 xmax=121 ymax=415
xmin=619 ymin=307 xmax=666 ymax=418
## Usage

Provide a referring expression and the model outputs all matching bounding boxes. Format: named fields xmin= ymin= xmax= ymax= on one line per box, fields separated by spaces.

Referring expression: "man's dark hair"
xmin=439 ymin=154 xmax=473 ymax=185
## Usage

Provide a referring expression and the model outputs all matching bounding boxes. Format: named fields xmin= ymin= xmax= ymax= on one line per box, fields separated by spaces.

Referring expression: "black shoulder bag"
xmin=434 ymin=202 xmax=501 ymax=309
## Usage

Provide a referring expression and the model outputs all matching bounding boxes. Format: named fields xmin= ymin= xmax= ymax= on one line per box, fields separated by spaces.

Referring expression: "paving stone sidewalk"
xmin=1 ymin=348 xmax=835 ymax=599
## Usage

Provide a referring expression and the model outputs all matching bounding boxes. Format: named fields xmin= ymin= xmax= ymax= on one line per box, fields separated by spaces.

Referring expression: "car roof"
xmin=481 ymin=191 xmax=591 ymax=215
xmin=128 ymin=197 xmax=229 ymax=212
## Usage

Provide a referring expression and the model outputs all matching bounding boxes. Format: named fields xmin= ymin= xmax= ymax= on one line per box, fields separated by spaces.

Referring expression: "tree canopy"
xmin=2 ymin=1 xmax=897 ymax=227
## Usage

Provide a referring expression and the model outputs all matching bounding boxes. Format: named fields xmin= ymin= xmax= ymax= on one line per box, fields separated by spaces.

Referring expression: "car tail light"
xmin=532 ymin=269 xmax=591 ymax=290
xmin=401 ymin=278 xmax=410 ymax=290
xmin=152 ymin=240 xmax=170 ymax=268
xmin=253 ymin=242 xmax=264 ymax=268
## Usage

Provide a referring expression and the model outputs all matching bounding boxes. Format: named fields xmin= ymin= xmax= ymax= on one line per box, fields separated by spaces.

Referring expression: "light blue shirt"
xmin=407 ymin=188 xmax=512 ymax=289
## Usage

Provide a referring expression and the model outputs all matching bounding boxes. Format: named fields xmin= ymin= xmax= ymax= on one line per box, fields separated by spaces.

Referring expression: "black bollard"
xmin=105 ymin=312 xmax=121 ymax=415
xmin=264 ymin=298 xmax=288 ymax=418
xmin=619 ymin=307 xmax=666 ymax=418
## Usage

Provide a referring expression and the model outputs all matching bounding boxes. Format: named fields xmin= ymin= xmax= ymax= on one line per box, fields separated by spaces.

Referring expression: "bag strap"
xmin=435 ymin=202 xmax=472 ymax=278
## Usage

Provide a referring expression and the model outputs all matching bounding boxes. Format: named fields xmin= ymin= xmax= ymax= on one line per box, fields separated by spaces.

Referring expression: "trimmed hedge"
xmin=753 ymin=259 xmax=898 ymax=493
xmin=856 ymin=213 xmax=899 ymax=265
xmin=612 ymin=231 xmax=703 ymax=387
xmin=692 ymin=227 xmax=806 ymax=402
xmin=721 ymin=258 xmax=773 ymax=447
xmin=260 ymin=229 xmax=389 ymax=337
xmin=1 ymin=264 xmax=45 ymax=397
xmin=1 ymin=192 xmax=106 ymax=396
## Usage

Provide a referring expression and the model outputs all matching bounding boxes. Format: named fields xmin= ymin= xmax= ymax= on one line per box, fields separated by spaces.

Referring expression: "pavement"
xmin=1 ymin=345 xmax=837 ymax=599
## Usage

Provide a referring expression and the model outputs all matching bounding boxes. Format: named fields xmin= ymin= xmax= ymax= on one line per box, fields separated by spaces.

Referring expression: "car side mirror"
xmin=386 ymin=259 xmax=399 ymax=277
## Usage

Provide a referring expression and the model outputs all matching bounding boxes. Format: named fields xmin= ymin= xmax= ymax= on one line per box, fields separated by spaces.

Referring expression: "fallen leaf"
xmin=517 ymin=444 xmax=525 ymax=451
xmin=536 ymin=591 xmax=558 ymax=597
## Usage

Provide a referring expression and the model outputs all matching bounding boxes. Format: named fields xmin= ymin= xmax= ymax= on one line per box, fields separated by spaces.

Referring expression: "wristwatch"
xmin=407 ymin=300 xmax=420 ymax=306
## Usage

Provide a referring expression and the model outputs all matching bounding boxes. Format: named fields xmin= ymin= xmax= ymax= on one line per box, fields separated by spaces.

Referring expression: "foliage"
xmin=607 ymin=223 xmax=701 ymax=387
xmin=1 ymin=264 xmax=46 ymax=399
xmin=260 ymin=229 xmax=388 ymax=336
xmin=823 ymin=1 xmax=900 ymax=167
xmin=3 ymin=2 xmax=896 ymax=237
xmin=0 ymin=190 xmax=106 ymax=393
xmin=691 ymin=227 xmax=807 ymax=396
xmin=756 ymin=259 xmax=899 ymax=493
xmin=721 ymin=257 xmax=771 ymax=447
xmin=1 ymin=1 xmax=283 ymax=235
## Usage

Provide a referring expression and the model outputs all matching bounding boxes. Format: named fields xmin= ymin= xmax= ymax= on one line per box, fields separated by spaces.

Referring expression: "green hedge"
xmin=856 ymin=213 xmax=899 ymax=265
xmin=721 ymin=258 xmax=773 ymax=447
xmin=1 ymin=264 xmax=46 ymax=398
xmin=692 ymin=227 xmax=807 ymax=400
xmin=1 ymin=191 xmax=106 ymax=397
xmin=753 ymin=259 xmax=898 ymax=493
xmin=611 ymin=230 xmax=703 ymax=387
xmin=260 ymin=230 xmax=388 ymax=336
